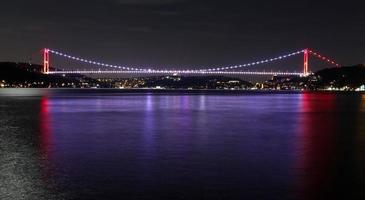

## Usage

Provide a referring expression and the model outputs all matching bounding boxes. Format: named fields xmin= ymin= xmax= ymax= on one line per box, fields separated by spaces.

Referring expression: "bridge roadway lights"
xmin=43 ymin=48 xmax=340 ymax=75
xmin=47 ymin=71 xmax=305 ymax=76
xmin=45 ymin=48 xmax=309 ymax=74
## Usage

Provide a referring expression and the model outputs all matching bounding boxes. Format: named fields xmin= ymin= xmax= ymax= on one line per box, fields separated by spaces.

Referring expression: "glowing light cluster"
xmin=48 ymin=70 xmax=304 ymax=76
xmin=308 ymin=50 xmax=341 ymax=67
xmin=48 ymin=49 xmax=305 ymax=72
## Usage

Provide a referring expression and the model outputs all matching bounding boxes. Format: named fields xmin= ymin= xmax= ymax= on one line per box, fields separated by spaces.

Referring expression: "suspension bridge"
xmin=42 ymin=48 xmax=340 ymax=76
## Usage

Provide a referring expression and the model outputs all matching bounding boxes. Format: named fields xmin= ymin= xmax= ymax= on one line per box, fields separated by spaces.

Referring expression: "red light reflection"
xmin=295 ymin=92 xmax=338 ymax=199
xmin=39 ymin=97 xmax=53 ymax=162
xmin=38 ymin=96 xmax=61 ymax=192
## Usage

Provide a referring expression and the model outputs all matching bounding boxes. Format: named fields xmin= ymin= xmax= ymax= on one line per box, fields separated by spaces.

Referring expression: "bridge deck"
xmin=47 ymin=70 xmax=305 ymax=76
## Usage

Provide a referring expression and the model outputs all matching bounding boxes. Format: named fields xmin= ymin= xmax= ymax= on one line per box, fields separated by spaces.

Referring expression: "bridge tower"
xmin=43 ymin=48 xmax=50 ymax=74
xmin=303 ymin=49 xmax=309 ymax=76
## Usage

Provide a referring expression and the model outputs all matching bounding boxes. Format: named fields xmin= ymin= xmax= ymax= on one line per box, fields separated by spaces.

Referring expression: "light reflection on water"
xmin=1 ymin=91 xmax=365 ymax=200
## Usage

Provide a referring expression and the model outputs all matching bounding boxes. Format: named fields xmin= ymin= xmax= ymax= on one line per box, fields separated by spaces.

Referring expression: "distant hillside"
xmin=0 ymin=62 xmax=98 ymax=88
xmin=315 ymin=64 xmax=365 ymax=89
xmin=1 ymin=61 xmax=364 ymax=90
xmin=0 ymin=62 xmax=253 ymax=89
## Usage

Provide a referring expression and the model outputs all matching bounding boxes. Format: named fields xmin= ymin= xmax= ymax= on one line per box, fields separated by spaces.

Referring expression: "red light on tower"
xmin=303 ymin=49 xmax=309 ymax=76
xmin=43 ymin=48 xmax=50 ymax=74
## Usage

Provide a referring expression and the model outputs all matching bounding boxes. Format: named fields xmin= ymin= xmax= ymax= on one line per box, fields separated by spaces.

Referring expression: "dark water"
xmin=1 ymin=89 xmax=365 ymax=200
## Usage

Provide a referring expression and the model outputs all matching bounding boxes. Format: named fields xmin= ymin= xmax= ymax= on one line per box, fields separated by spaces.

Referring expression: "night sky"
xmin=1 ymin=0 xmax=364 ymax=71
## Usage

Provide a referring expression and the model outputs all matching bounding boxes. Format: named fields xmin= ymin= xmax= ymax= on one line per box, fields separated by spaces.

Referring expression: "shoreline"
xmin=0 ymin=88 xmax=364 ymax=97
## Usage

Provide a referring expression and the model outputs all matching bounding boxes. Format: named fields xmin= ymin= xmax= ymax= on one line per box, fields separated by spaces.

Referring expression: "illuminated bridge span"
xmin=43 ymin=48 xmax=341 ymax=76
xmin=48 ymin=70 xmax=303 ymax=76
